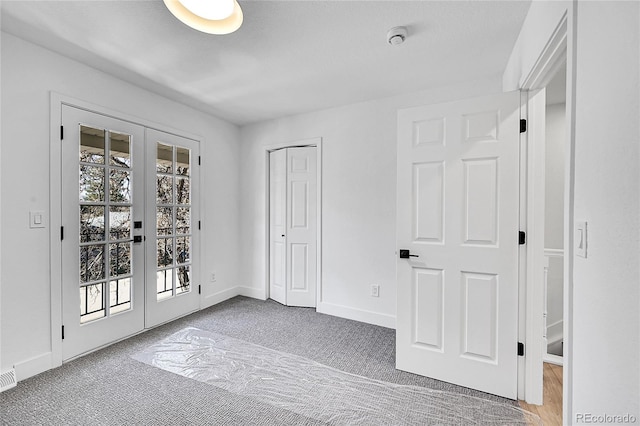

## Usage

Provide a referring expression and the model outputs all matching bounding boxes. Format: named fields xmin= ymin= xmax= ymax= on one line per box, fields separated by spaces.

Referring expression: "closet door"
xmin=269 ymin=149 xmax=287 ymax=305
xmin=269 ymin=147 xmax=317 ymax=307
xmin=285 ymin=147 xmax=317 ymax=307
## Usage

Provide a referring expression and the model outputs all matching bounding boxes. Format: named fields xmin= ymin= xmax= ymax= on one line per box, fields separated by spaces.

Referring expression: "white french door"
xmin=269 ymin=147 xmax=317 ymax=307
xmin=396 ymin=92 xmax=521 ymax=398
xmin=145 ymin=128 xmax=200 ymax=327
xmin=61 ymin=106 xmax=145 ymax=360
xmin=61 ymin=107 xmax=200 ymax=360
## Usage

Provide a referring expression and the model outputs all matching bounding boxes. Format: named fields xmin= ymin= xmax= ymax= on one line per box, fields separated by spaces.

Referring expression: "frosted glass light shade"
xmin=164 ymin=0 xmax=243 ymax=35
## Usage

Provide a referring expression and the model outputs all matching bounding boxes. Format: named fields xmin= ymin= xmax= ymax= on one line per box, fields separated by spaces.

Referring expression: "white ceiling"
xmin=1 ymin=0 xmax=532 ymax=125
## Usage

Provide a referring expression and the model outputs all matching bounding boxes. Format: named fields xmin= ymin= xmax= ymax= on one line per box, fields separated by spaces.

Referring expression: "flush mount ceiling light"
xmin=164 ymin=0 xmax=243 ymax=35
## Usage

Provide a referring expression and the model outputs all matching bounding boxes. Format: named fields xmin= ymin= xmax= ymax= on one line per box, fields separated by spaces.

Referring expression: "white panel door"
xmin=396 ymin=92 xmax=521 ymax=398
xmin=269 ymin=149 xmax=287 ymax=305
xmin=268 ymin=147 xmax=317 ymax=307
xmin=285 ymin=147 xmax=317 ymax=307
xmin=61 ymin=106 xmax=145 ymax=360
xmin=145 ymin=128 xmax=200 ymax=327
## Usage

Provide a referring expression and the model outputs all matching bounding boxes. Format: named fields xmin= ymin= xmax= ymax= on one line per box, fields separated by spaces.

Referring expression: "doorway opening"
xmin=516 ymin=10 xmax=570 ymax=419
xmin=542 ymin=64 xmax=566 ymax=365
xmin=519 ymin=60 xmax=567 ymax=425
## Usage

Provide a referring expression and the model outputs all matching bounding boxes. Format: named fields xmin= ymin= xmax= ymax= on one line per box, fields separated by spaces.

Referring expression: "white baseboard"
xmin=14 ymin=352 xmax=52 ymax=382
xmin=203 ymin=286 xmax=266 ymax=309
xmin=238 ymin=285 xmax=267 ymax=300
xmin=203 ymin=286 xmax=242 ymax=308
xmin=317 ymin=301 xmax=396 ymax=329
xmin=237 ymin=290 xmax=396 ymax=329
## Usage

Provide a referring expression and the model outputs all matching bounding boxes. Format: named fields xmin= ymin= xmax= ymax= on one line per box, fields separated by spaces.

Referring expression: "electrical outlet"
xmin=371 ymin=284 xmax=380 ymax=297
xmin=210 ymin=273 xmax=217 ymax=282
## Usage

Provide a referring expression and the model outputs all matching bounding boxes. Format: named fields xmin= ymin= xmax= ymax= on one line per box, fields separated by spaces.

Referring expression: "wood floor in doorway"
xmin=519 ymin=362 xmax=563 ymax=425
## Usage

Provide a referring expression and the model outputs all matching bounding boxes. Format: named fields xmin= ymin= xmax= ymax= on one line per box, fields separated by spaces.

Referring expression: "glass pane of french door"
xmin=156 ymin=142 xmax=193 ymax=300
xmin=145 ymin=129 xmax=200 ymax=328
xmin=61 ymin=107 xmax=145 ymax=361
xmin=79 ymin=125 xmax=133 ymax=322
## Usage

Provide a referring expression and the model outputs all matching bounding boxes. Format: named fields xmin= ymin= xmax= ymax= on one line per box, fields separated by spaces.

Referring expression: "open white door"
xmin=396 ymin=92 xmax=521 ymax=399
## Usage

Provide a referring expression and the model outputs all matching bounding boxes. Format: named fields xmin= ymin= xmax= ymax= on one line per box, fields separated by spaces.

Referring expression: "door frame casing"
xmin=49 ymin=92 xmax=204 ymax=367
xmin=263 ymin=138 xmax=322 ymax=306
xmin=517 ymin=88 xmax=547 ymax=403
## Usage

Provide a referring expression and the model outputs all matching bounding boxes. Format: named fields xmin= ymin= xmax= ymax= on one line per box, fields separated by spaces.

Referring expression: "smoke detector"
xmin=387 ymin=26 xmax=407 ymax=46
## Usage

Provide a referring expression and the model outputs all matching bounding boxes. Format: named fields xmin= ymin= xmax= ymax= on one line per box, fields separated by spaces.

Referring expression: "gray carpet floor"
xmin=0 ymin=296 xmax=521 ymax=425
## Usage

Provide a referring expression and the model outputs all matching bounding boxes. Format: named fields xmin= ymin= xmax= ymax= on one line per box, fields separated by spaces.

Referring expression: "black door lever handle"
xmin=399 ymin=249 xmax=419 ymax=259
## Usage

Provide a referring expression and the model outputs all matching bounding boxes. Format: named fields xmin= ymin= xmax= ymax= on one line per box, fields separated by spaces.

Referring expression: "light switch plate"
xmin=29 ymin=211 xmax=46 ymax=229
xmin=576 ymin=221 xmax=587 ymax=258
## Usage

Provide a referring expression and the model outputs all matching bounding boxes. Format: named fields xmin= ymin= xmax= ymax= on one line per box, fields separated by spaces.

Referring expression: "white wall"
xmin=545 ymin=103 xmax=565 ymax=333
xmin=0 ymin=33 xmax=241 ymax=377
xmin=0 ymin=24 xmax=3 ymax=376
xmin=571 ymin=1 xmax=639 ymax=420
xmin=545 ymin=103 xmax=565 ymax=250
xmin=239 ymin=78 xmax=501 ymax=328
xmin=503 ymin=1 xmax=571 ymax=91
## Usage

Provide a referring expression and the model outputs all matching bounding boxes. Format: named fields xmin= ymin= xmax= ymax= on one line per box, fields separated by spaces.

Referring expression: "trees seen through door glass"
xmin=78 ymin=125 xmax=133 ymax=323
xmin=156 ymin=142 xmax=192 ymax=300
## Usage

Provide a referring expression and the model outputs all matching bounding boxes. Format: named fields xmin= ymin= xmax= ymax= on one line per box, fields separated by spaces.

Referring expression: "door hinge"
xmin=520 ymin=119 xmax=527 ymax=133
xmin=198 ymin=285 xmax=201 ymax=295
xmin=519 ymin=231 xmax=526 ymax=245
xmin=60 ymin=126 xmax=64 ymax=140
xmin=198 ymin=156 xmax=201 ymax=166
xmin=518 ymin=342 xmax=525 ymax=356
xmin=198 ymin=220 xmax=201 ymax=230
xmin=62 ymin=325 xmax=65 ymax=340
xmin=61 ymin=226 xmax=64 ymax=241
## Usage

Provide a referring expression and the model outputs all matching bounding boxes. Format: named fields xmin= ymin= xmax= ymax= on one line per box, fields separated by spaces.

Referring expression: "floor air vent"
xmin=0 ymin=369 xmax=17 ymax=392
